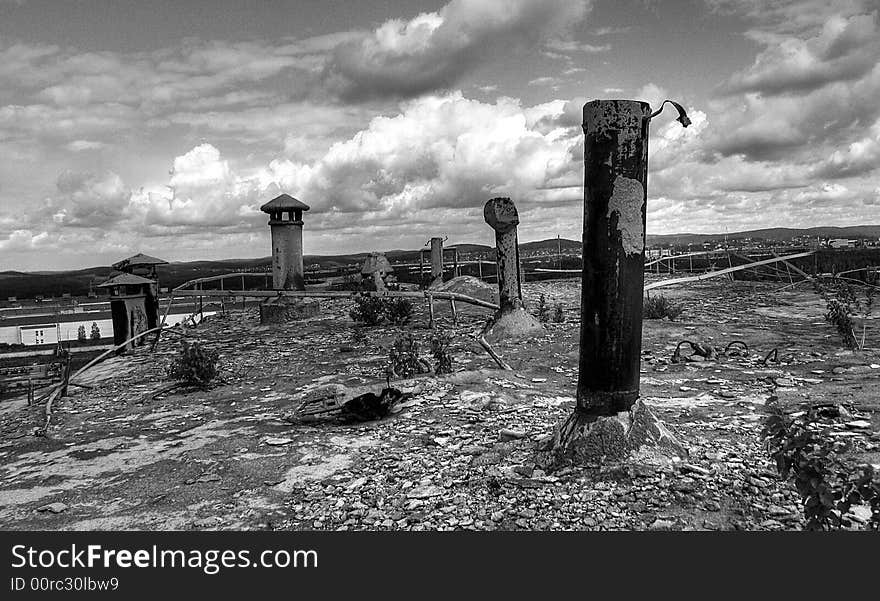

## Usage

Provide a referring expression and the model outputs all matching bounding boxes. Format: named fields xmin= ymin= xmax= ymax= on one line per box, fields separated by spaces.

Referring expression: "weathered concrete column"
xmin=482 ymin=197 xmax=542 ymax=343
xmin=547 ymin=99 xmax=691 ymax=464
xmin=485 ymin=198 xmax=522 ymax=310
xmin=577 ymin=100 xmax=650 ymax=416
xmin=429 ymin=237 xmax=444 ymax=288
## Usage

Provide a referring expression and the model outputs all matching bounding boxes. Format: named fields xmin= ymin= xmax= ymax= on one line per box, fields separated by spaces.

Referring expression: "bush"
xmin=815 ymin=279 xmax=864 ymax=349
xmin=349 ymin=295 xmax=386 ymax=326
xmin=763 ymin=401 xmax=880 ymax=530
xmin=430 ymin=329 xmax=454 ymax=375
xmin=338 ymin=272 xmax=365 ymax=291
xmin=90 ymin=322 xmax=101 ymax=340
xmin=535 ymin=294 xmax=550 ymax=322
xmin=387 ymin=334 xmax=430 ymax=379
xmin=643 ymin=295 xmax=683 ymax=320
xmin=77 ymin=325 xmax=87 ymax=342
xmin=825 ymin=299 xmax=858 ymax=349
xmin=167 ymin=341 xmax=219 ymax=387
xmin=552 ymin=303 xmax=564 ymax=323
xmin=349 ymin=295 xmax=414 ymax=326
xmin=384 ymin=297 xmax=413 ymax=325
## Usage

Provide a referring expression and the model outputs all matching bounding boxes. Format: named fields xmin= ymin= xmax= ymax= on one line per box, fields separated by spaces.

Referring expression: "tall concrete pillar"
xmin=482 ymin=197 xmax=542 ymax=343
xmin=429 ymin=237 xmax=444 ymax=288
xmin=260 ymin=194 xmax=310 ymax=290
xmin=548 ymin=98 xmax=691 ymax=463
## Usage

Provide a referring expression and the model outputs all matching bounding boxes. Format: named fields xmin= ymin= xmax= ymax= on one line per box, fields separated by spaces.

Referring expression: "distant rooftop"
xmin=260 ymin=194 xmax=310 ymax=213
xmin=96 ymin=273 xmax=156 ymax=288
xmin=111 ymin=253 xmax=168 ymax=271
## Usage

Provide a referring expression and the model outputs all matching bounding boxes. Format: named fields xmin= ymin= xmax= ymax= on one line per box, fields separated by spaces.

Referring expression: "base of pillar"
xmin=547 ymin=400 xmax=687 ymax=464
xmin=259 ymin=297 xmax=321 ymax=324
xmin=482 ymin=306 xmax=543 ymax=344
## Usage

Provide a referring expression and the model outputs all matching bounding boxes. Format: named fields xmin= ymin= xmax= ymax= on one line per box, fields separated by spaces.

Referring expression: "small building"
xmin=829 ymin=239 xmax=856 ymax=249
xmin=111 ymin=253 xmax=167 ymax=330
xmin=18 ymin=323 xmax=59 ymax=346
xmin=97 ymin=272 xmax=156 ymax=351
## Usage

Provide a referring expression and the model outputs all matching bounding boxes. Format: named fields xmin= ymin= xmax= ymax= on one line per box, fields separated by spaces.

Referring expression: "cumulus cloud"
xmin=255 ymin=93 xmax=578 ymax=221
xmin=724 ymin=12 xmax=880 ymax=95
xmin=706 ymin=9 xmax=880 ymax=162
xmin=324 ymin=0 xmax=592 ymax=101
xmin=815 ymin=117 xmax=880 ymax=178
xmin=46 ymin=170 xmax=130 ymax=227
xmin=128 ymin=144 xmax=266 ymax=230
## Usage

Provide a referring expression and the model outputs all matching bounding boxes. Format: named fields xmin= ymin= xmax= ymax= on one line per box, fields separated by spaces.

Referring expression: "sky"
xmin=0 ymin=0 xmax=878 ymax=270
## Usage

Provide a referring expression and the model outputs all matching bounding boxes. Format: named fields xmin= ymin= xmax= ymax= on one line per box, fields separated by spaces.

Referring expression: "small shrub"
xmin=387 ymin=334 xmax=430 ymax=379
xmin=350 ymin=296 xmax=414 ymax=326
xmin=167 ymin=341 xmax=219 ymax=387
xmin=763 ymin=401 xmax=880 ymax=530
xmin=349 ymin=295 xmax=386 ymax=326
xmin=334 ymin=272 xmax=365 ymax=291
xmin=77 ymin=325 xmax=87 ymax=342
xmin=825 ymin=299 xmax=858 ymax=349
xmin=430 ymin=329 xmax=454 ymax=375
xmin=384 ymin=297 xmax=413 ymax=325
xmin=90 ymin=322 xmax=101 ymax=340
xmin=536 ymin=294 xmax=550 ymax=322
xmin=815 ymin=279 xmax=864 ymax=349
xmin=552 ymin=303 xmax=564 ymax=323
xmin=643 ymin=295 xmax=683 ymax=320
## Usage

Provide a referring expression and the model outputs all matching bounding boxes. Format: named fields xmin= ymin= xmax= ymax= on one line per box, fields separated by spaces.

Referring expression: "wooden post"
xmin=419 ymin=251 xmax=425 ymax=288
xmin=426 ymin=293 xmax=435 ymax=328
xmin=429 ymin=237 xmax=444 ymax=288
xmin=450 ymin=298 xmax=459 ymax=324
xmin=478 ymin=259 xmax=483 ymax=281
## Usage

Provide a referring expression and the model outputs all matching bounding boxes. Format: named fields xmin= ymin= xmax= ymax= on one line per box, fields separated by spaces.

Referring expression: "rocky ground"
xmin=1 ymin=277 xmax=878 ymax=531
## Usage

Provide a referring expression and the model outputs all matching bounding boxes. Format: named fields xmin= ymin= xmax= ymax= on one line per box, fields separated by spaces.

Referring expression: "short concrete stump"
xmin=483 ymin=307 xmax=543 ymax=344
xmin=259 ymin=297 xmax=321 ymax=324
xmin=548 ymin=400 xmax=687 ymax=464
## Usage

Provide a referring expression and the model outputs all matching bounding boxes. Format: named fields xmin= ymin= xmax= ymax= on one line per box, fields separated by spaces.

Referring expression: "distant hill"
xmin=4 ymin=226 xmax=880 ymax=299
xmin=646 ymin=225 xmax=880 ymax=247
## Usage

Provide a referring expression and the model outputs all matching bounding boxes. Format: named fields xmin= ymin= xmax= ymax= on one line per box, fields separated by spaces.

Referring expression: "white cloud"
xmin=324 ymin=0 xmax=592 ymax=100
xmin=46 ymin=170 xmax=130 ymax=227
xmin=267 ymin=93 xmax=578 ymax=221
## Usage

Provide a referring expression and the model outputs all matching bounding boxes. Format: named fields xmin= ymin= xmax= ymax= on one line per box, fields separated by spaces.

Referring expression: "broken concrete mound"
xmin=548 ymin=400 xmax=687 ymax=464
xmin=438 ymin=276 xmax=499 ymax=305
xmin=482 ymin=305 xmax=544 ymax=344
xmin=259 ymin=297 xmax=321 ymax=324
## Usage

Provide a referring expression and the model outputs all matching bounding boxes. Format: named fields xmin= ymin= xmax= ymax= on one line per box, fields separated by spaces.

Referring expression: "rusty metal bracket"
xmin=648 ymin=100 xmax=691 ymax=128
xmin=723 ymin=340 xmax=749 ymax=357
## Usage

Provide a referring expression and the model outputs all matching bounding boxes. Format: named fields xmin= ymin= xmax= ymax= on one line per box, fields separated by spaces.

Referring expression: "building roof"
xmin=96 ymin=273 xmax=156 ymax=288
xmin=260 ymin=194 xmax=310 ymax=213
xmin=111 ymin=253 xmax=168 ymax=270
